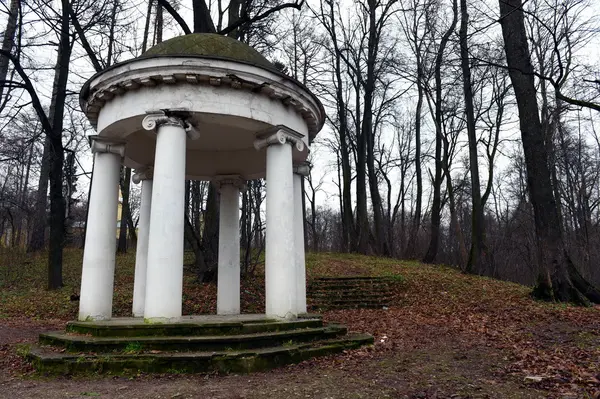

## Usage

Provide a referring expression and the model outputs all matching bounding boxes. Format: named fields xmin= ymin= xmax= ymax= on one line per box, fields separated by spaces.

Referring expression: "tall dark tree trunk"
xmin=141 ymin=0 xmax=153 ymax=52
xmin=363 ymin=0 xmax=389 ymax=256
xmin=155 ymin=0 xmax=163 ymax=44
xmin=460 ymin=0 xmax=487 ymax=274
xmin=407 ymin=76 xmax=423 ymax=257
xmin=0 ymin=0 xmax=19 ymax=101
xmin=47 ymin=0 xmax=72 ymax=289
xmin=499 ymin=0 xmax=600 ymax=304
xmin=423 ymin=0 xmax=458 ymax=263
xmin=200 ymin=183 xmax=219 ymax=281
xmin=192 ymin=0 xmax=216 ymax=33
xmin=29 ymin=137 xmax=50 ymax=252
xmin=117 ymin=167 xmax=131 ymax=253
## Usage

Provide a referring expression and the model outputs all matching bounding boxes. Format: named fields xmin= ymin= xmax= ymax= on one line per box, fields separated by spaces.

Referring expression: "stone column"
xmin=142 ymin=111 xmax=195 ymax=321
xmin=215 ymin=176 xmax=244 ymax=315
xmin=78 ymin=137 xmax=124 ymax=321
xmin=255 ymin=127 xmax=305 ymax=319
xmin=293 ymin=163 xmax=310 ymax=314
xmin=131 ymin=169 xmax=153 ymax=317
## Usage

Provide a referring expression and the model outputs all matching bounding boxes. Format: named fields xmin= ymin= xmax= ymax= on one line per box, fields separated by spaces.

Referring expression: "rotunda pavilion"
xmin=77 ymin=33 xmax=325 ymax=322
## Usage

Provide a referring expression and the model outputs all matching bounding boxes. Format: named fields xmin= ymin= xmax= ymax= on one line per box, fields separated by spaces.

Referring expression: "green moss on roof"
xmin=143 ymin=33 xmax=275 ymax=70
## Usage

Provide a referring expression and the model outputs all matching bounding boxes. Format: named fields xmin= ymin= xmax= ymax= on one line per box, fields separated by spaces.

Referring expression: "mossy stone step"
xmin=313 ymin=277 xmax=396 ymax=281
xmin=40 ymin=325 xmax=347 ymax=353
xmin=67 ymin=317 xmax=323 ymax=337
xmin=309 ymin=290 xmax=392 ymax=296
xmin=27 ymin=333 xmax=374 ymax=375
xmin=309 ymin=283 xmax=393 ymax=290
xmin=311 ymin=303 xmax=388 ymax=310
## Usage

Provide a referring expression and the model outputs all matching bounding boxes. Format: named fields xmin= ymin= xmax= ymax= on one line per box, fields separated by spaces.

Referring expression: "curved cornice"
xmin=80 ymin=56 xmax=325 ymax=138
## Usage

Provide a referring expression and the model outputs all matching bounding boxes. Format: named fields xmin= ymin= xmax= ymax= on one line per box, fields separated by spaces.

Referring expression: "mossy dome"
xmin=143 ymin=33 xmax=276 ymax=71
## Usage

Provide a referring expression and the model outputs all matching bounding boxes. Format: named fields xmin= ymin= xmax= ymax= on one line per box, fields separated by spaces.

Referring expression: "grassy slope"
xmin=0 ymin=249 xmax=599 ymax=397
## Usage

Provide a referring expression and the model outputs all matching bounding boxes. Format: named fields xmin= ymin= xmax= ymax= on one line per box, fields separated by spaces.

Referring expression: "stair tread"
xmin=30 ymin=333 xmax=374 ymax=359
xmin=41 ymin=326 xmax=345 ymax=344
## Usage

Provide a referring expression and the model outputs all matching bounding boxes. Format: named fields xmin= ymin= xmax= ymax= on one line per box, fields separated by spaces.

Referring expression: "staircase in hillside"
xmin=308 ymin=277 xmax=398 ymax=310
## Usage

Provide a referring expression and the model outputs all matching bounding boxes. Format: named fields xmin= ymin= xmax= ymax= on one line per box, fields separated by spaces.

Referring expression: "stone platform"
xmin=26 ymin=314 xmax=373 ymax=375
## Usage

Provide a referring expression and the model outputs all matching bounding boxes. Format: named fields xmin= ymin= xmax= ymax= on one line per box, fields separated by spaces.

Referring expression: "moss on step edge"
xmin=24 ymin=334 xmax=374 ymax=375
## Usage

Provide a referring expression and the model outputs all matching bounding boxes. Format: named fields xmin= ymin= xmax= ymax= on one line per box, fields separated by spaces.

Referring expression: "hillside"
xmin=0 ymin=250 xmax=599 ymax=398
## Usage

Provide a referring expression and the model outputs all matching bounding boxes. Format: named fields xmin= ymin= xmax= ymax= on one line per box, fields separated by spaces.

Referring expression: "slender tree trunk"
xmin=200 ymin=183 xmax=219 ymax=282
xmin=47 ymin=0 xmax=72 ymax=289
xmin=117 ymin=167 xmax=131 ymax=253
xmin=407 ymin=80 xmax=423 ymax=257
xmin=460 ymin=0 xmax=487 ymax=274
xmin=28 ymin=137 xmax=50 ymax=252
xmin=0 ymin=0 xmax=18 ymax=101
xmin=141 ymin=0 xmax=153 ymax=53
xmin=192 ymin=0 xmax=216 ymax=33
xmin=423 ymin=0 xmax=458 ymax=263
xmin=499 ymin=0 xmax=600 ymax=304
xmin=156 ymin=1 xmax=163 ymax=44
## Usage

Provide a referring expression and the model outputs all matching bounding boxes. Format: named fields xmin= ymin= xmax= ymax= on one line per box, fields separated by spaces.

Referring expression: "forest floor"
xmin=0 ymin=249 xmax=599 ymax=398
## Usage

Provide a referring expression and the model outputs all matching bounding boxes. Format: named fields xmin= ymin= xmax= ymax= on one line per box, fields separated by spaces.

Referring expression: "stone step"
xmin=309 ymin=279 xmax=394 ymax=285
xmin=40 ymin=325 xmax=347 ymax=353
xmin=313 ymin=277 xmax=395 ymax=281
xmin=308 ymin=293 xmax=392 ymax=301
xmin=27 ymin=333 xmax=374 ymax=375
xmin=310 ymin=303 xmax=389 ymax=310
xmin=66 ymin=317 xmax=323 ymax=337
xmin=308 ymin=285 xmax=393 ymax=292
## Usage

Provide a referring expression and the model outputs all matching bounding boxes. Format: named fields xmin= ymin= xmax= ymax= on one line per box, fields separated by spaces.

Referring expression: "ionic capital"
xmin=293 ymin=162 xmax=311 ymax=176
xmin=90 ymin=136 xmax=125 ymax=157
xmin=142 ymin=109 xmax=200 ymax=140
xmin=132 ymin=168 xmax=153 ymax=184
xmin=214 ymin=175 xmax=247 ymax=192
xmin=253 ymin=126 xmax=305 ymax=152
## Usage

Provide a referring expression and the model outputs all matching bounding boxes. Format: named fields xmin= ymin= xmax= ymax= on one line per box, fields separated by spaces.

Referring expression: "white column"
xmin=78 ymin=138 xmax=124 ymax=321
xmin=216 ymin=177 xmax=243 ymax=315
xmin=255 ymin=128 xmax=305 ymax=319
xmin=293 ymin=163 xmax=310 ymax=314
xmin=131 ymin=171 xmax=153 ymax=317
xmin=142 ymin=113 xmax=189 ymax=321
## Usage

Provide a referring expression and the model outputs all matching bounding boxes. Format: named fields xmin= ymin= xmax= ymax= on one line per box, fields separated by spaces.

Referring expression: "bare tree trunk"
xmin=423 ymin=0 xmax=458 ymax=263
xmin=499 ymin=0 xmax=600 ymax=304
xmin=407 ymin=81 xmax=423 ymax=257
xmin=459 ymin=0 xmax=487 ymax=274
xmin=47 ymin=0 xmax=72 ymax=289
xmin=156 ymin=1 xmax=163 ymax=44
xmin=16 ymin=140 xmax=33 ymax=247
xmin=141 ymin=0 xmax=153 ymax=53
xmin=363 ymin=0 xmax=389 ymax=256
xmin=28 ymin=137 xmax=50 ymax=252
xmin=0 ymin=0 xmax=19 ymax=101
xmin=200 ymin=183 xmax=219 ymax=282
xmin=117 ymin=167 xmax=131 ymax=253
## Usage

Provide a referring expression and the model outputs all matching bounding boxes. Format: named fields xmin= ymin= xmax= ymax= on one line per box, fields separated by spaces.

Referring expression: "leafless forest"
xmin=1 ymin=0 xmax=600 ymax=303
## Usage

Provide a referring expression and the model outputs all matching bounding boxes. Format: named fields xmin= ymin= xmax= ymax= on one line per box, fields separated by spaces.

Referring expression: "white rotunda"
xmin=77 ymin=33 xmax=325 ymax=322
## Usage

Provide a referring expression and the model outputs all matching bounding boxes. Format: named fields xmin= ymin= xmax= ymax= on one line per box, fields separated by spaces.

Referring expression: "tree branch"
xmin=67 ymin=5 xmax=103 ymax=72
xmin=219 ymin=0 xmax=304 ymax=36
xmin=156 ymin=0 xmax=192 ymax=35
xmin=0 ymin=49 xmax=53 ymax=136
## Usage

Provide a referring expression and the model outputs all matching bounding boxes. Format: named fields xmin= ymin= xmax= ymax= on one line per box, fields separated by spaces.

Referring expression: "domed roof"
xmin=143 ymin=33 xmax=276 ymax=71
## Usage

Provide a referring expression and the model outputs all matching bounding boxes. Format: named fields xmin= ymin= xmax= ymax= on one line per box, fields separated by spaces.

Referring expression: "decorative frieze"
xmin=83 ymin=68 xmax=321 ymax=137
